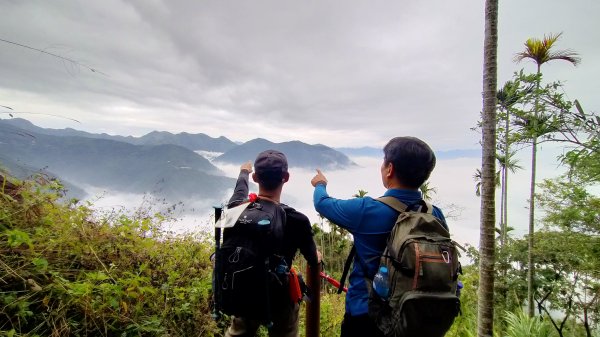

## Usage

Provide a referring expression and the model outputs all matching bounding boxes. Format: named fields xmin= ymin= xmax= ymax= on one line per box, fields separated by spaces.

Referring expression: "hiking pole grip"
xmin=305 ymin=264 xmax=321 ymax=337
xmin=214 ymin=206 xmax=223 ymax=247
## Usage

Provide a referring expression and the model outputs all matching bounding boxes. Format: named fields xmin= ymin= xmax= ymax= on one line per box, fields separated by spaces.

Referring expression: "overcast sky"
xmin=1 ymin=0 xmax=598 ymax=150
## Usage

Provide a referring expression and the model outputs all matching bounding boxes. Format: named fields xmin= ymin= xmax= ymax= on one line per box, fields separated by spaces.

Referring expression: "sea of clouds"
xmin=82 ymin=145 xmax=569 ymax=264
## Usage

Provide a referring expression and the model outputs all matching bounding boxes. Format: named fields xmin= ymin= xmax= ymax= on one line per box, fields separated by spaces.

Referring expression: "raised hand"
xmin=311 ymin=169 xmax=328 ymax=187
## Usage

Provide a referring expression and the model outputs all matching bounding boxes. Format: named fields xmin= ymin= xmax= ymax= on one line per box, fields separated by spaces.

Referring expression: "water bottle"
xmin=373 ymin=266 xmax=390 ymax=300
xmin=456 ymin=280 xmax=464 ymax=298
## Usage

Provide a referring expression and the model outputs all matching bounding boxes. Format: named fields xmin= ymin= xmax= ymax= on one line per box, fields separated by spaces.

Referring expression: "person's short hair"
xmin=383 ymin=137 xmax=436 ymax=189
xmin=254 ymin=150 xmax=288 ymax=190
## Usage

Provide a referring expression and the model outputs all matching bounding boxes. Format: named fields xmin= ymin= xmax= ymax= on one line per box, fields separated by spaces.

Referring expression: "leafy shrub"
xmin=297 ymin=292 xmax=345 ymax=337
xmin=504 ymin=311 xmax=554 ymax=337
xmin=0 ymin=174 xmax=220 ymax=336
xmin=445 ymin=265 xmax=478 ymax=337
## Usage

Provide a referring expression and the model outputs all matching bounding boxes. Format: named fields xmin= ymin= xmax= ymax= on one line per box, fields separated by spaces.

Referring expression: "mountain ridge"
xmin=1 ymin=118 xmax=357 ymax=169
xmin=215 ymin=138 xmax=356 ymax=169
xmin=0 ymin=120 xmax=234 ymax=201
xmin=0 ymin=118 xmax=357 ymax=206
xmin=0 ymin=118 xmax=237 ymax=152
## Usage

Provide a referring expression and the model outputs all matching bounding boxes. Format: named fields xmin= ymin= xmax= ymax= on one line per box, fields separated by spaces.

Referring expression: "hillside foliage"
xmin=0 ymin=173 xmax=220 ymax=336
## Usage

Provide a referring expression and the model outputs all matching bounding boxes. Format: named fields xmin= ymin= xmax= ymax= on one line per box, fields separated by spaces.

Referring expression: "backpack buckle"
xmin=442 ymin=250 xmax=450 ymax=263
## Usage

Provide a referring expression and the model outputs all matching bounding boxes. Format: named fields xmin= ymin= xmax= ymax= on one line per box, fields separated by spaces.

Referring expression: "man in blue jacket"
xmin=310 ymin=136 xmax=447 ymax=337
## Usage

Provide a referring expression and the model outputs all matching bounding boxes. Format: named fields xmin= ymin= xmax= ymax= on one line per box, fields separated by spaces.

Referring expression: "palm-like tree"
xmin=496 ymin=78 xmax=529 ymax=248
xmin=496 ymin=151 xmax=522 ymax=245
xmin=514 ymin=32 xmax=580 ymax=317
xmin=473 ymin=168 xmax=500 ymax=198
xmin=478 ymin=0 xmax=499 ymax=335
xmin=352 ymin=189 xmax=368 ymax=198
xmin=495 ymin=126 xmax=522 ymax=317
xmin=419 ymin=181 xmax=437 ymax=201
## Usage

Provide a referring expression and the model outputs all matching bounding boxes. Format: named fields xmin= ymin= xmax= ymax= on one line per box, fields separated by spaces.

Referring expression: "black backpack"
xmin=213 ymin=198 xmax=288 ymax=324
xmin=339 ymin=197 xmax=461 ymax=337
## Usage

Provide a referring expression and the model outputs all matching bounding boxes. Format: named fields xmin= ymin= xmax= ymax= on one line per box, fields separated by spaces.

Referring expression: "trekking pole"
xmin=319 ymin=272 xmax=347 ymax=293
xmin=212 ymin=206 xmax=223 ymax=320
xmin=305 ymin=263 xmax=321 ymax=337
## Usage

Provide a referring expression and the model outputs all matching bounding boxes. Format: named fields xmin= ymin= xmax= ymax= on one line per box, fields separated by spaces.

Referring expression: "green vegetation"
xmin=504 ymin=311 xmax=553 ymax=337
xmin=514 ymin=33 xmax=581 ymax=317
xmin=471 ymin=30 xmax=599 ymax=336
xmin=1 ymin=174 xmax=220 ymax=336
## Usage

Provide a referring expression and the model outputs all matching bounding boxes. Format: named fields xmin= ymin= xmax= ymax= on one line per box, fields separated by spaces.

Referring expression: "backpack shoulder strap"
xmin=338 ymin=245 xmax=355 ymax=294
xmin=257 ymin=199 xmax=287 ymax=253
xmin=376 ymin=196 xmax=409 ymax=212
xmin=338 ymin=245 xmax=380 ymax=292
xmin=376 ymin=196 xmax=433 ymax=214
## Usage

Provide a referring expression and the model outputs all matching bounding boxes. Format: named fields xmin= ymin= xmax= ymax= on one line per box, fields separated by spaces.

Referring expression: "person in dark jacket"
xmin=225 ymin=150 xmax=319 ymax=337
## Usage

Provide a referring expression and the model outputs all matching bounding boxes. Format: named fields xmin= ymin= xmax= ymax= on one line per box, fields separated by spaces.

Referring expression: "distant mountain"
xmin=1 ymin=119 xmax=355 ymax=169
xmin=215 ymin=138 xmax=356 ymax=169
xmin=0 ymin=122 xmax=234 ymax=200
xmin=0 ymin=118 xmax=358 ymax=205
xmin=0 ymin=118 xmax=237 ymax=152
xmin=0 ymin=118 xmax=134 ymax=142
xmin=135 ymin=131 xmax=236 ymax=152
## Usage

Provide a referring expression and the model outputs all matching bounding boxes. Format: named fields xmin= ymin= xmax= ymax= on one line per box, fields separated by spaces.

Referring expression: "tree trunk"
xmin=502 ymin=106 xmax=510 ymax=311
xmin=527 ymin=64 xmax=541 ymax=318
xmin=478 ymin=0 xmax=498 ymax=336
xmin=502 ymin=107 xmax=509 ymax=248
xmin=500 ymin=167 xmax=505 ymax=245
xmin=584 ymin=306 xmax=591 ymax=337
xmin=527 ymin=137 xmax=537 ymax=317
xmin=305 ymin=264 xmax=321 ymax=337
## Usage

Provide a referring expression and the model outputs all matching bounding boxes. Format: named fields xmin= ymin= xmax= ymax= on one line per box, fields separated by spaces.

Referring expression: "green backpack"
xmin=338 ymin=197 xmax=461 ymax=337
xmin=370 ymin=197 xmax=461 ymax=337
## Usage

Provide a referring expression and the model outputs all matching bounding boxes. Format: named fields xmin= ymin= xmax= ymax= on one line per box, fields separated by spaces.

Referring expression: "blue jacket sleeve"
xmin=313 ymin=183 xmax=365 ymax=232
